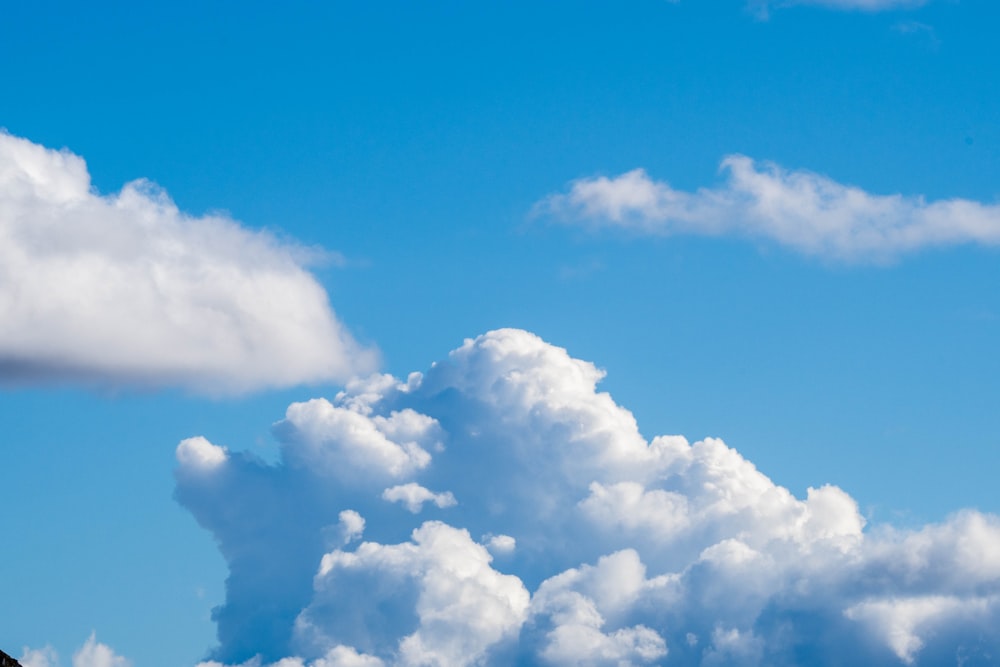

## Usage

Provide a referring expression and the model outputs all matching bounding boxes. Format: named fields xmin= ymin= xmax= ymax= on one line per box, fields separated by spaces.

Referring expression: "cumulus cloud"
xmin=538 ymin=156 xmax=1000 ymax=262
xmin=381 ymin=484 xmax=457 ymax=513
xmin=176 ymin=328 xmax=1000 ymax=665
xmin=0 ymin=131 xmax=376 ymax=394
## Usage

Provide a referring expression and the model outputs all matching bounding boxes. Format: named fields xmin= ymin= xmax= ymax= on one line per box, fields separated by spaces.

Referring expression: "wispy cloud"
xmin=893 ymin=20 xmax=941 ymax=49
xmin=751 ymin=0 xmax=929 ymax=16
xmin=0 ymin=132 xmax=377 ymax=394
xmin=537 ymin=156 xmax=1000 ymax=263
xmin=173 ymin=329 xmax=1000 ymax=666
xmin=792 ymin=0 xmax=928 ymax=8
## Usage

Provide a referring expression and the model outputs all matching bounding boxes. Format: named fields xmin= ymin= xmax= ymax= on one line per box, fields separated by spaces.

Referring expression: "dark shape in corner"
xmin=0 ymin=650 xmax=22 ymax=667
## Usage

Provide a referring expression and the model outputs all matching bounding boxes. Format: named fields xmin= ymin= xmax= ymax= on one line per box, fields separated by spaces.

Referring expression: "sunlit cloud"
xmin=0 ymin=132 xmax=377 ymax=394
xmin=172 ymin=329 xmax=1000 ymax=665
xmin=538 ymin=156 xmax=1000 ymax=263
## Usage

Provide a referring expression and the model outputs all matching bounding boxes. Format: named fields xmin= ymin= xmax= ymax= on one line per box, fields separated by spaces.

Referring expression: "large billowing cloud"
xmin=176 ymin=329 xmax=1000 ymax=666
xmin=537 ymin=157 xmax=1000 ymax=262
xmin=0 ymin=132 xmax=376 ymax=394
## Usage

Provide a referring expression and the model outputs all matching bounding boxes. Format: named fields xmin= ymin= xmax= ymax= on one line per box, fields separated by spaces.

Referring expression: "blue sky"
xmin=2 ymin=1 xmax=999 ymax=665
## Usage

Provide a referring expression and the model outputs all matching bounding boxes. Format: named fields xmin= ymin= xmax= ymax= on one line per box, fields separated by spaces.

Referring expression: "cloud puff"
xmin=334 ymin=510 xmax=367 ymax=545
xmin=485 ymin=534 xmax=517 ymax=555
xmin=20 ymin=634 xmax=130 ymax=667
xmin=274 ymin=400 xmax=437 ymax=481
xmin=177 ymin=436 xmax=230 ymax=471
xmin=538 ymin=156 xmax=1000 ymax=262
xmin=19 ymin=646 xmax=59 ymax=667
xmin=381 ymin=484 xmax=457 ymax=513
xmin=299 ymin=521 xmax=530 ymax=666
xmin=176 ymin=329 xmax=1000 ymax=665
xmin=0 ymin=131 xmax=376 ymax=394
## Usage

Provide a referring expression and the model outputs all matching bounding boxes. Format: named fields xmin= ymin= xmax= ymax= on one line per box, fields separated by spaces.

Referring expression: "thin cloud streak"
xmin=750 ymin=0 xmax=930 ymax=16
xmin=538 ymin=156 xmax=1000 ymax=263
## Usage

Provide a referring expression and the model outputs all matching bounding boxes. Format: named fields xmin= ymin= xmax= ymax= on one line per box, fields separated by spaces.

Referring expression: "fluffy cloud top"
xmin=20 ymin=634 xmax=130 ymax=667
xmin=176 ymin=329 xmax=1000 ymax=666
xmin=0 ymin=132 xmax=376 ymax=394
xmin=538 ymin=156 xmax=1000 ymax=262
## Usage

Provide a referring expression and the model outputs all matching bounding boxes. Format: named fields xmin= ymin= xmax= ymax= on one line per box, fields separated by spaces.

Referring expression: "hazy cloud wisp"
xmin=750 ymin=0 xmax=930 ymax=16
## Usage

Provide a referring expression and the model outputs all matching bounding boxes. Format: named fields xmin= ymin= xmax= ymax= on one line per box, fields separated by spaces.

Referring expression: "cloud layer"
xmin=0 ymin=132 xmax=376 ymax=394
xmin=175 ymin=329 xmax=1000 ymax=666
xmin=538 ymin=156 xmax=1000 ymax=262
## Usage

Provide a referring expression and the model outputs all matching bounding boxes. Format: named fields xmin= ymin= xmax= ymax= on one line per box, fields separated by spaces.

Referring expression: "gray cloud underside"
xmin=174 ymin=329 xmax=1000 ymax=666
xmin=0 ymin=132 xmax=376 ymax=394
xmin=538 ymin=156 xmax=1000 ymax=262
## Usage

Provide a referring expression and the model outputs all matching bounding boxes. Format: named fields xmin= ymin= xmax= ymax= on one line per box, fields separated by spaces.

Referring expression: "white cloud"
xmin=844 ymin=595 xmax=1000 ymax=664
xmin=335 ymin=510 xmax=366 ymax=545
xmin=196 ymin=646 xmax=385 ymax=667
xmin=176 ymin=436 xmax=229 ymax=471
xmin=73 ymin=633 xmax=132 ymax=667
xmin=0 ymin=131 xmax=376 ymax=394
xmin=71 ymin=635 xmax=130 ymax=667
xmin=300 ymin=522 xmax=530 ymax=667
xmin=176 ymin=328 xmax=1000 ymax=666
xmin=539 ymin=156 xmax=1000 ymax=262
xmin=484 ymin=534 xmax=516 ymax=555
xmin=312 ymin=646 xmax=386 ymax=667
xmin=19 ymin=635 xmax=130 ymax=667
xmin=539 ymin=617 xmax=667 ymax=667
xmin=531 ymin=551 xmax=668 ymax=666
xmin=19 ymin=646 xmax=59 ymax=667
xmin=274 ymin=400 xmax=437 ymax=482
xmin=382 ymin=483 xmax=457 ymax=513
xmin=700 ymin=627 xmax=764 ymax=667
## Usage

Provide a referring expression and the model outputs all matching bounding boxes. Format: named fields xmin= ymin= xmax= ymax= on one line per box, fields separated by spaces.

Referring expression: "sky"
xmin=1 ymin=0 xmax=999 ymax=665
